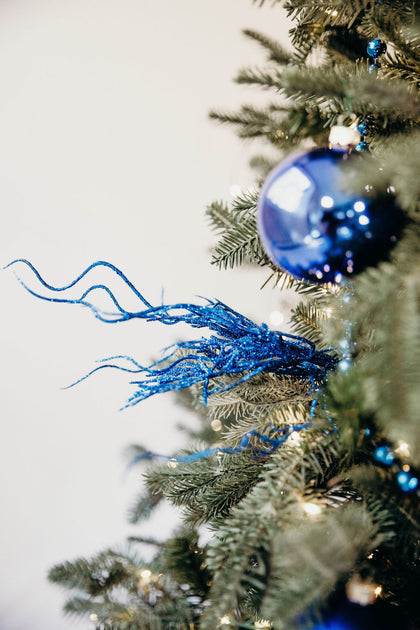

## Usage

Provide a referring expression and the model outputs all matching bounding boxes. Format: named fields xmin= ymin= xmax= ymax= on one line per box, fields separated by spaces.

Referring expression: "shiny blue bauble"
xmin=257 ymin=148 xmax=404 ymax=284
xmin=367 ymin=38 xmax=386 ymax=58
xmin=309 ymin=598 xmax=408 ymax=630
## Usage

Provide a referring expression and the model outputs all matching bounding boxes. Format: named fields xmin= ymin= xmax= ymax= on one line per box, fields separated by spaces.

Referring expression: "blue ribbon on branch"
xmin=131 ymin=421 xmax=312 ymax=465
xmin=6 ymin=259 xmax=336 ymax=407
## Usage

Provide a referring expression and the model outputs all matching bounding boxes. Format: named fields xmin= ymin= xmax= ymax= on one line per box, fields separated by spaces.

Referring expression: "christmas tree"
xmin=10 ymin=1 xmax=420 ymax=628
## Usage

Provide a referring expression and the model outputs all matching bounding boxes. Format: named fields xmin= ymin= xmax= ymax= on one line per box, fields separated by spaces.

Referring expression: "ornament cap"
xmin=329 ymin=125 xmax=361 ymax=151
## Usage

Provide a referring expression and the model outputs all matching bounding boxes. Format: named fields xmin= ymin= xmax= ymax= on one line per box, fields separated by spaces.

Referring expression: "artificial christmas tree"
xmin=10 ymin=1 xmax=420 ymax=628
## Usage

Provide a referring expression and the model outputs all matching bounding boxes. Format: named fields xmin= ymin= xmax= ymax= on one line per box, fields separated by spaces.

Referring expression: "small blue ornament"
xmin=257 ymin=148 xmax=404 ymax=283
xmin=397 ymin=469 xmax=419 ymax=492
xmin=367 ymin=38 xmax=386 ymax=58
xmin=356 ymin=119 xmax=370 ymax=136
xmin=355 ymin=141 xmax=369 ymax=152
xmin=374 ymin=445 xmax=394 ymax=465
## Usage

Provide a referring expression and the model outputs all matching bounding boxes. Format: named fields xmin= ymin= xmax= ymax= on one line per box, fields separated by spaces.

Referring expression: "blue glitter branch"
xmin=7 ymin=259 xmax=337 ymax=407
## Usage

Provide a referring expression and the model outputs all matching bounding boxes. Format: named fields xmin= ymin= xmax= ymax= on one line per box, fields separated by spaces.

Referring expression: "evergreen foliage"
xmin=48 ymin=1 xmax=420 ymax=629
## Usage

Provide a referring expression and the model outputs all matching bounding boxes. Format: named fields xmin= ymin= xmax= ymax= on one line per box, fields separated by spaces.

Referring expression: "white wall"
xmin=0 ymin=2 xmax=292 ymax=628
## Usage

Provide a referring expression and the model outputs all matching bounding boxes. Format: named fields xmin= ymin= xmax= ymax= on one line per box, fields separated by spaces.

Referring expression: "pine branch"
xmin=127 ymin=488 xmax=163 ymax=525
xmin=200 ymin=432 xmax=341 ymax=629
xmin=205 ymin=372 xmax=312 ymax=410
xmin=219 ymin=402 xmax=309 ymax=445
xmin=145 ymin=452 xmax=266 ymax=526
xmin=353 ymin=257 xmax=420 ymax=461
xmin=262 ymin=503 xmax=392 ymax=628
xmin=162 ymin=530 xmax=212 ymax=597
xmin=344 ymin=133 xmax=420 ymax=217
xmin=48 ymin=548 xmax=141 ymax=596
xmin=290 ymin=302 xmax=325 ymax=347
xmin=242 ymin=29 xmax=292 ymax=65
xmin=206 ymin=193 xmax=273 ymax=270
xmin=49 ymin=546 xmax=200 ymax=629
xmin=210 ymin=104 xmax=294 ymax=145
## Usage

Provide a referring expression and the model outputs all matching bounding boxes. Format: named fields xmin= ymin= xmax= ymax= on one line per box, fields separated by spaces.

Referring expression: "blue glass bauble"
xmin=257 ymin=148 xmax=404 ymax=284
xmin=355 ymin=141 xmax=369 ymax=153
xmin=309 ymin=598 xmax=408 ymax=630
xmin=356 ymin=120 xmax=369 ymax=136
xmin=367 ymin=38 xmax=386 ymax=58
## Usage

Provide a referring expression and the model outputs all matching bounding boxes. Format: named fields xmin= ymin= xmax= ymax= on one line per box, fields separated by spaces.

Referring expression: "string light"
xmin=288 ymin=431 xmax=301 ymax=444
xmin=211 ymin=419 xmax=222 ymax=431
xmin=396 ymin=441 xmax=410 ymax=455
xmin=90 ymin=613 xmax=98 ymax=622
xmin=302 ymin=502 xmax=322 ymax=516
xmin=254 ymin=620 xmax=271 ymax=628
xmin=168 ymin=459 xmax=178 ymax=468
xmin=220 ymin=616 xmax=231 ymax=626
xmin=375 ymin=586 xmax=382 ymax=596
xmin=141 ymin=569 xmax=152 ymax=579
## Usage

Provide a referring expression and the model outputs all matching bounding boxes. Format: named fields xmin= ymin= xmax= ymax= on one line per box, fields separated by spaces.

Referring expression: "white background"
xmin=0 ymin=2 xmax=292 ymax=628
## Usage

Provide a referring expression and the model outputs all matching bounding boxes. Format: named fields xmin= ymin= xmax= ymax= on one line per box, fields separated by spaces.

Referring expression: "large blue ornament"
xmin=257 ymin=148 xmax=404 ymax=284
xmin=308 ymin=597 xmax=408 ymax=630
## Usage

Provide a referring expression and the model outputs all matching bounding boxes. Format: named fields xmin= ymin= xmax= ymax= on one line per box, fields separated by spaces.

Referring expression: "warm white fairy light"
xmin=302 ymin=502 xmax=322 ymax=516
xmin=220 ymin=616 xmax=231 ymax=625
xmin=141 ymin=569 xmax=152 ymax=579
xmin=168 ymin=459 xmax=178 ymax=468
xmin=396 ymin=441 xmax=410 ymax=455
xmin=90 ymin=613 xmax=98 ymax=622
xmin=255 ymin=620 xmax=271 ymax=628
xmin=211 ymin=418 xmax=222 ymax=431
xmin=289 ymin=431 xmax=301 ymax=444
xmin=358 ymin=215 xmax=370 ymax=226
xmin=375 ymin=586 xmax=382 ymax=596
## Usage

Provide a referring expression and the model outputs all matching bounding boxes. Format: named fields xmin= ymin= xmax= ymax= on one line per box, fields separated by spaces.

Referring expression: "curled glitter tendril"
xmin=7 ymin=259 xmax=337 ymax=407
